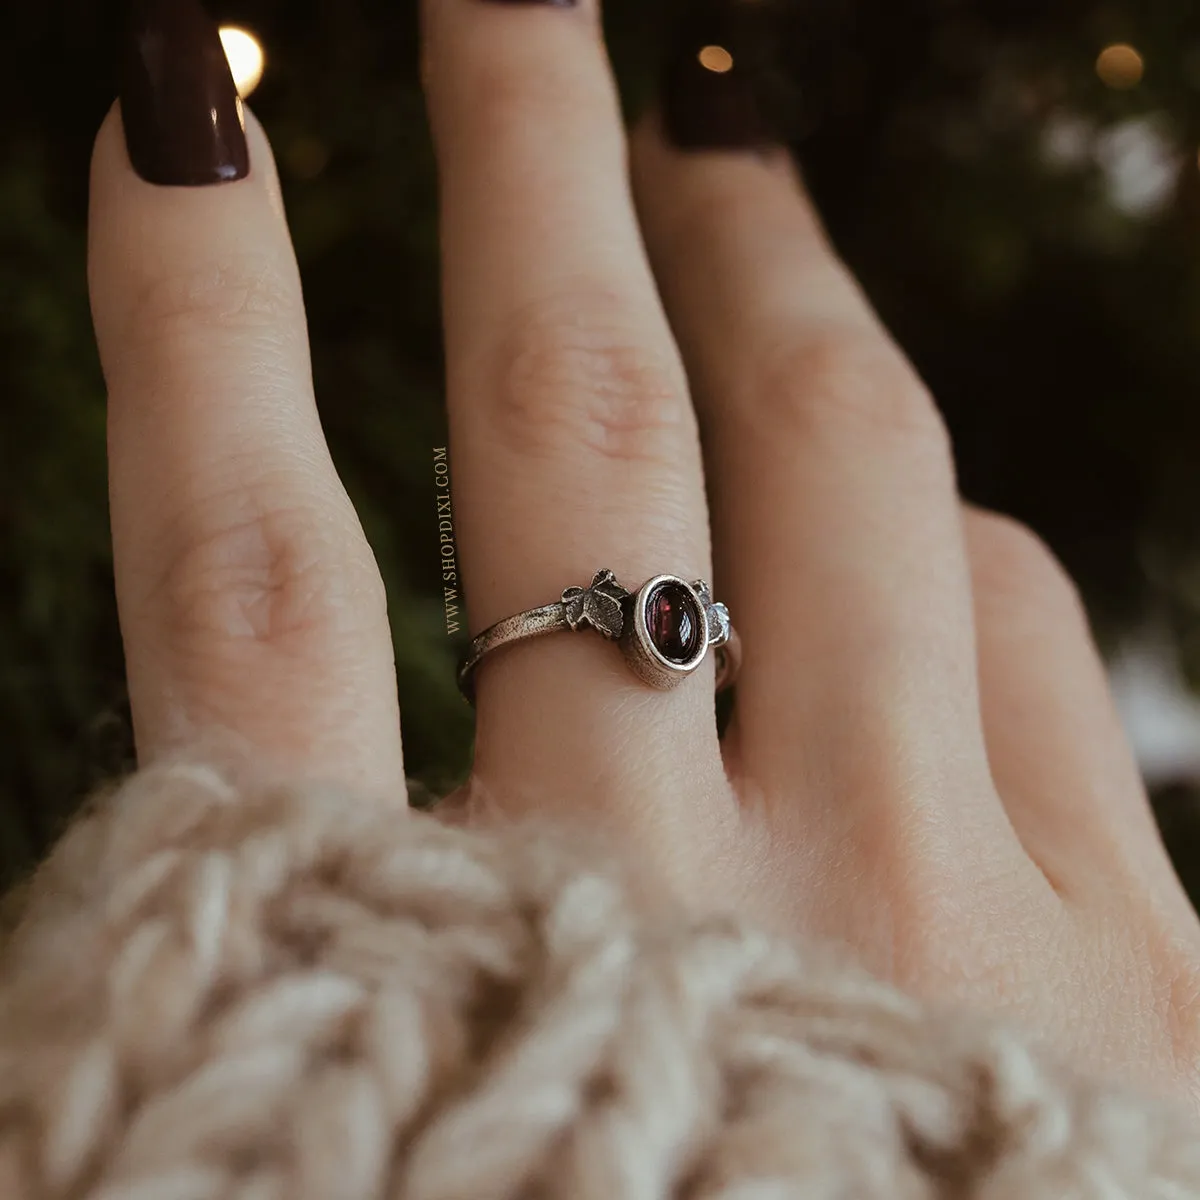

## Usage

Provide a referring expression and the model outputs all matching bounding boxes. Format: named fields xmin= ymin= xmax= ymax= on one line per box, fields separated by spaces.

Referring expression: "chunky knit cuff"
xmin=1 ymin=755 xmax=1199 ymax=1198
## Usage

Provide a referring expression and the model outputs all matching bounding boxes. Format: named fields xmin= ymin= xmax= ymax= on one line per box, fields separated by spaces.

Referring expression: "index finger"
xmin=88 ymin=0 xmax=404 ymax=797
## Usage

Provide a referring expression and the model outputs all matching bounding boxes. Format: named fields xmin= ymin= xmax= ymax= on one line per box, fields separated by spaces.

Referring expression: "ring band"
xmin=457 ymin=569 xmax=742 ymax=705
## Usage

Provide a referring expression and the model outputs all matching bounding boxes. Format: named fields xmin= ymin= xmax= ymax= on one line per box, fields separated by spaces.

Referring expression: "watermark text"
xmin=433 ymin=448 xmax=461 ymax=636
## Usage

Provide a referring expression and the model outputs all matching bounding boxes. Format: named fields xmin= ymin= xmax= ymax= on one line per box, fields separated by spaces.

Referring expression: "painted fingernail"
xmin=120 ymin=0 xmax=250 ymax=186
xmin=660 ymin=0 xmax=776 ymax=150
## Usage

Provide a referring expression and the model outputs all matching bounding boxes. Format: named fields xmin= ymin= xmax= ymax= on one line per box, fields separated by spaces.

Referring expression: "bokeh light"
xmin=698 ymin=45 xmax=734 ymax=74
xmin=1096 ymin=43 xmax=1144 ymax=90
xmin=219 ymin=26 xmax=265 ymax=98
xmin=286 ymin=136 xmax=331 ymax=181
xmin=1094 ymin=117 xmax=1179 ymax=216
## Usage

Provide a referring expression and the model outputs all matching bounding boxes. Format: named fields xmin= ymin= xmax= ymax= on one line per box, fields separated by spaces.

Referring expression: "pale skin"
xmin=86 ymin=0 xmax=1200 ymax=1116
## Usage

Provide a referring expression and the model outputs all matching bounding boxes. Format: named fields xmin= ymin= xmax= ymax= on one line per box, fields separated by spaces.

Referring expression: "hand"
xmin=90 ymin=0 xmax=1200 ymax=1115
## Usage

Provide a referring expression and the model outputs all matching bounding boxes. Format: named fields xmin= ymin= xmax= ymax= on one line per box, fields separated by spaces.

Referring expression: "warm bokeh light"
xmin=698 ymin=45 xmax=734 ymax=74
xmin=1096 ymin=44 xmax=1144 ymax=90
xmin=287 ymin=136 xmax=331 ymax=181
xmin=219 ymin=26 xmax=265 ymax=98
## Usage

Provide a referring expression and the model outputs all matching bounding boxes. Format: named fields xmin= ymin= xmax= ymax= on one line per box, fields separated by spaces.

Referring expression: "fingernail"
xmin=477 ymin=0 xmax=578 ymax=6
xmin=659 ymin=0 xmax=777 ymax=151
xmin=120 ymin=0 xmax=250 ymax=186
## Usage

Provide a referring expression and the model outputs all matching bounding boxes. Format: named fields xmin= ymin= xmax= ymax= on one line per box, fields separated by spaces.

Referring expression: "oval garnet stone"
xmin=647 ymin=583 xmax=702 ymax=663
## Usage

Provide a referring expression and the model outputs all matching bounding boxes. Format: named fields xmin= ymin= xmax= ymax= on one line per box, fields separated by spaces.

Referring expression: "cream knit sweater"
xmin=2 ymin=754 xmax=1200 ymax=1198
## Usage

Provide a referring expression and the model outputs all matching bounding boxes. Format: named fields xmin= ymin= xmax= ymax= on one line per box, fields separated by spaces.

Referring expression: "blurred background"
xmin=3 ymin=0 xmax=1200 ymax=898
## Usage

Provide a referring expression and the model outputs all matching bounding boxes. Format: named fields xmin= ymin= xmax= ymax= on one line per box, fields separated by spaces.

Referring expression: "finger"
xmin=630 ymin=114 xmax=1010 ymax=862
xmin=421 ymin=0 xmax=733 ymax=836
xmin=88 ymin=6 xmax=403 ymax=798
xmin=965 ymin=508 xmax=1199 ymax=922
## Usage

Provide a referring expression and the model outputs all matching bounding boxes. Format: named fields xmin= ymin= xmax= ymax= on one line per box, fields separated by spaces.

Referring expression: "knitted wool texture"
xmin=1 ymin=757 xmax=1200 ymax=1198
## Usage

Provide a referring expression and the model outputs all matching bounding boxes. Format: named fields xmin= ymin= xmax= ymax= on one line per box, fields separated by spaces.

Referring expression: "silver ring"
xmin=457 ymin=569 xmax=742 ymax=705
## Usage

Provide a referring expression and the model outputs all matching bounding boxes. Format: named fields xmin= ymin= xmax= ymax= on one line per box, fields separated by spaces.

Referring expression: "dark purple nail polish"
xmin=120 ymin=0 xmax=250 ymax=186
xmin=659 ymin=0 xmax=778 ymax=151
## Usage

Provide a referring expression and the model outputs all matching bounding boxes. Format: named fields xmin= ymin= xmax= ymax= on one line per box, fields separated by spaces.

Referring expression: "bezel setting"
xmin=456 ymin=566 xmax=738 ymax=704
xmin=620 ymin=574 xmax=710 ymax=689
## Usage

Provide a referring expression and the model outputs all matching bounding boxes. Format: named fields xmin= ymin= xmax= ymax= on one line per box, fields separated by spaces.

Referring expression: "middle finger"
xmin=420 ymin=0 xmax=734 ymax=837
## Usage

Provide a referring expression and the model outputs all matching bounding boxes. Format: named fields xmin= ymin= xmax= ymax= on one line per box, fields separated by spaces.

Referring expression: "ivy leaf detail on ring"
xmin=562 ymin=569 xmax=628 ymax=640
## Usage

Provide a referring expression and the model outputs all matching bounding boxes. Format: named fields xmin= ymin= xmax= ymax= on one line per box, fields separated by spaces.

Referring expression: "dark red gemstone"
xmin=647 ymin=583 xmax=702 ymax=663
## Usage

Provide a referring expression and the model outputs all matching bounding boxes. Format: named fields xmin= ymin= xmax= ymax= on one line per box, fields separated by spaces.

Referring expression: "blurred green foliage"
xmin=3 ymin=0 xmax=1200 ymax=891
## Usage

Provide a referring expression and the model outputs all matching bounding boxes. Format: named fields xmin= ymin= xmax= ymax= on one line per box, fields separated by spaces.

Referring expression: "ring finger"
xmin=421 ymin=0 xmax=735 ymax=845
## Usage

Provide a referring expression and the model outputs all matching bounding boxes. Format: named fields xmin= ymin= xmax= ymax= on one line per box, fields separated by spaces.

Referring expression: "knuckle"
xmin=459 ymin=60 xmax=579 ymax=145
xmin=146 ymin=486 xmax=387 ymax=653
xmin=851 ymin=801 xmax=1038 ymax=989
xmin=849 ymin=810 xmax=969 ymax=967
xmin=966 ymin=510 xmax=1084 ymax=620
xmin=867 ymin=868 xmax=993 ymax=994
xmin=883 ymin=871 xmax=965 ymax=973
xmin=123 ymin=253 xmax=303 ymax=346
xmin=887 ymin=869 xmax=1036 ymax=998
xmin=753 ymin=328 xmax=953 ymax=458
xmin=488 ymin=292 xmax=690 ymax=466
xmin=1124 ymin=913 xmax=1200 ymax=1106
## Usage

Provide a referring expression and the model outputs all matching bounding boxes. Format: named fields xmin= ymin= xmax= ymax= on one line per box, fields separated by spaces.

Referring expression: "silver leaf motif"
xmin=707 ymin=602 xmax=732 ymax=647
xmin=562 ymin=569 xmax=628 ymax=640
